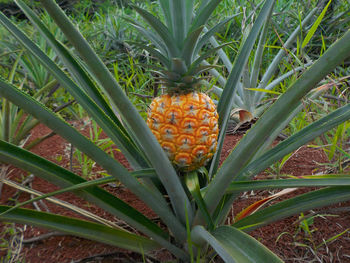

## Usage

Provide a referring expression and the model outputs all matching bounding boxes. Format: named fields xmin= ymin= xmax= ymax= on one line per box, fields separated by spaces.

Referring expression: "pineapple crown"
xmin=127 ymin=0 xmax=232 ymax=93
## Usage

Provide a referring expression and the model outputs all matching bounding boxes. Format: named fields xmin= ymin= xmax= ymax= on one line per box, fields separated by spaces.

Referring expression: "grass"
xmin=0 ymin=223 xmax=25 ymax=263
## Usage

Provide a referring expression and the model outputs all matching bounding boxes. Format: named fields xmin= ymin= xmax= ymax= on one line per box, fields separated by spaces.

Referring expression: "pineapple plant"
xmin=129 ymin=0 xmax=230 ymax=171
xmin=3 ymin=0 xmax=350 ymax=262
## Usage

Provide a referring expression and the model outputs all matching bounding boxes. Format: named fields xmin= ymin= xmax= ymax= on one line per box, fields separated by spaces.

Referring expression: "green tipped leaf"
xmin=185 ymin=172 xmax=214 ymax=230
xmin=169 ymin=0 xmax=187 ymax=46
xmin=0 ymin=139 xmax=167 ymax=236
xmin=39 ymin=0 xmax=193 ymax=227
xmin=182 ymin=26 xmax=204 ymax=65
xmin=226 ymin=176 xmax=350 ymax=193
xmin=125 ymin=17 xmax=169 ymax=56
xmin=159 ymin=0 xmax=173 ymax=33
xmin=208 ymin=0 xmax=275 ymax=181
xmin=132 ymin=4 xmax=180 ymax=57
xmin=191 ymin=0 xmax=222 ymax=32
xmin=0 ymin=79 xmax=188 ymax=244
xmin=0 ymin=7 xmax=147 ymax=169
xmin=0 ymin=206 xmax=160 ymax=254
xmin=188 ymin=42 xmax=232 ymax=75
xmin=195 ymin=15 xmax=240 ymax=56
xmin=192 ymin=225 xmax=283 ymax=263
xmin=1 ymin=168 xmax=159 ymax=218
xmin=238 ymin=102 xmax=350 ymax=180
xmin=205 ymin=24 xmax=350 ymax=218
xmin=130 ymin=41 xmax=171 ymax=68
xmin=302 ymin=0 xmax=332 ymax=48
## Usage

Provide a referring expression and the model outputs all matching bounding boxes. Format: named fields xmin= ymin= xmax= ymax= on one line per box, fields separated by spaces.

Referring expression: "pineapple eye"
xmin=174 ymin=153 xmax=192 ymax=167
xmin=181 ymin=118 xmax=196 ymax=128
xmin=196 ymin=126 xmax=210 ymax=137
xmin=209 ymin=117 xmax=218 ymax=129
xmin=198 ymin=110 xmax=211 ymax=121
xmin=170 ymin=112 xmax=176 ymax=124
xmin=152 ymin=118 xmax=158 ymax=124
xmin=192 ymin=146 xmax=207 ymax=159
xmin=165 ymin=108 xmax=182 ymax=124
xmin=161 ymin=142 xmax=176 ymax=158
xmin=183 ymin=102 xmax=199 ymax=117
xmin=160 ymin=125 xmax=178 ymax=141
xmin=148 ymin=113 xmax=164 ymax=129
xmin=177 ymin=135 xmax=195 ymax=151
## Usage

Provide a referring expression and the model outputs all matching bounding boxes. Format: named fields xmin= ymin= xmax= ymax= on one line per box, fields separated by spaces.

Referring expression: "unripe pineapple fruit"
xmin=147 ymin=91 xmax=218 ymax=171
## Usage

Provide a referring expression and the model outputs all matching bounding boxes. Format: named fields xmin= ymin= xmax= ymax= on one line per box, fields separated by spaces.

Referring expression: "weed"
xmin=0 ymin=223 xmax=25 ymax=263
xmin=73 ymin=119 xmax=120 ymax=179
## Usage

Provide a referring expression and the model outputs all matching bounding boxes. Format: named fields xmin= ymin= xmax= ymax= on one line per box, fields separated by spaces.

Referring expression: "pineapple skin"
xmin=147 ymin=91 xmax=218 ymax=171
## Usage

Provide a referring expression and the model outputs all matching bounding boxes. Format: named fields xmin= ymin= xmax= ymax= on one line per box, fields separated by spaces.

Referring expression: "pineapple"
xmin=147 ymin=92 xmax=218 ymax=171
xmin=130 ymin=0 xmax=228 ymax=171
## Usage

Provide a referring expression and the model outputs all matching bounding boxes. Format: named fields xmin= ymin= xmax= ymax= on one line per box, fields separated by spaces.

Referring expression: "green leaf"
xmin=0 ymin=140 xmax=162 ymax=235
xmin=184 ymin=172 xmax=214 ymax=230
xmin=254 ymin=8 xmax=317 ymax=104
xmin=159 ymin=0 xmax=173 ymax=34
xmin=226 ymin=176 xmax=350 ymax=193
xmin=124 ymin=17 xmax=169 ymax=57
xmin=0 ymin=168 xmax=159 ymax=218
xmin=182 ymin=26 xmax=204 ymax=65
xmin=233 ymin=187 xmax=350 ymax=232
xmin=169 ymin=0 xmax=187 ymax=46
xmin=208 ymin=0 xmax=275 ymax=180
xmin=302 ymin=0 xmax=332 ymax=48
xmin=0 ymin=206 xmax=160 ymax=254
xmin=129 ymin=41 xmax=171 ymax=68
xmin=191 ymin=0 xmax=222 ymax=32
xmin=205 ymin=26 xmax=350 ymax=218
xmin=244 ymin=88 xmax=281 ymax=95
xmin=15 ymin=1 xmax=125 ymax=131
xmin=195 ymin=15 xmax=239 ymax=56
xmin=39 ymin=0 xmax=193 ymax=226
xmin=260 ymin=63 xmax=312 ymax=95
xmin=0 ymin=139 xmax=190 ymax=259
xmin=212 ymin=89 xmax=348 ymax=225
xmin=184 ymin=0 xmax=194 ymax=34
xmin=250 ymin=13 xmax=271 ymax=91
xmin=201 ymin=0 xmax=275 ymax=220
xmin=238 ymin=102 xmax=350 ymax=180
xmin=0 ymin=80 xmax=187 ymax=244
xmin=132 ymin=4 xmax=180 ymax=57
xmin=0 ymin=7 xmax=147 ymax=169
xmin=191 ymin=225 xmax=283 ymax=263
xmin=188 ymin=42 xmax=232 ymax=75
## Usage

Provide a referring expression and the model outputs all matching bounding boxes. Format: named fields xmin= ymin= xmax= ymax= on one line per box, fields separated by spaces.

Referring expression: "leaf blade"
xmin=191 ymin=225 xmax=283 ymax=263
xmin=0 ymin=79 xmax=187 ymax=243
xmin=39 ymin=0 xmax=193 ymax=226
xmin=205 ymin=26 xmax=350 ymax=217
xmin=0 ymin=206 xmax=160 ymax=254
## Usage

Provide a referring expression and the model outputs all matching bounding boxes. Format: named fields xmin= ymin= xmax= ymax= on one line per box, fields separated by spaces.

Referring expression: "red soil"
xmin=1 ymin=123 xmax=349 ymax=262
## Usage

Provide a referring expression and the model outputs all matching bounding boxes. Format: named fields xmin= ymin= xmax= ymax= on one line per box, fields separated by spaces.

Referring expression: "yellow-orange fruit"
xmin=147 ymin=91 xmax=219 ymax=171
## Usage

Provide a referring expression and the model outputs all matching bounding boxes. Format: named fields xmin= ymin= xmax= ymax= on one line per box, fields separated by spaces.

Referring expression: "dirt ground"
xmin=1 ymin=123 xmax=349 ymax=263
